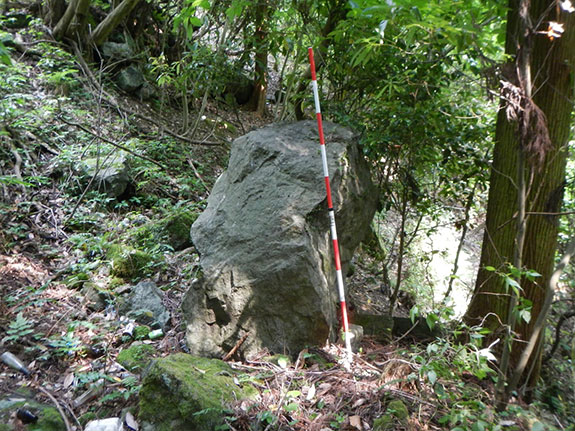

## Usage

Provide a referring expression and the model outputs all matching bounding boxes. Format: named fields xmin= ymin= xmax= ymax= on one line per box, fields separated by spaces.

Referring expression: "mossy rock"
xmin=373 ymin=400 xmax=409 ymax=431
xmin=139 ymin=353 xmax=257 ymax=431
xmin=354 ymin=313 xmax=393 ymax=342
xmin=0 ymin=391 xmax=65 ymax=431
xmin=162 ymin=210 xmax=198 ymax=251
xmin=133 ymin=209 xmax=198 ymax=252
xmin=117 ymin=343 xmax=157 ymax=373
xmin=108 ymin=244 xmax=154 ymax=280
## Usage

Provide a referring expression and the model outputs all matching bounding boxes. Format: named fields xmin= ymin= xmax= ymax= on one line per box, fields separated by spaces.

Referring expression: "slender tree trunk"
xmin=247 ymin=0 xmax=269 ymax=115
xmin=294 ymin=0 xmax=348 ymax=120
xmin=465 ymin=0 xmax=575 ymax=393
xmin=53 ymin=0 xmax=80 ymax=40
xmin=90 ymin=0 xmax=141 ymax=45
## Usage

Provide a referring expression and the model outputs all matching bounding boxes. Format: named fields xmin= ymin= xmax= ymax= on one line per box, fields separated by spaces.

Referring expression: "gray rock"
xmin=183 ymin=120 xmax=377 ymax=358
xmin=83 ymin=151 xmax=130 ymax=198
xmin=81 ymin=283 xmax=110 ymax=312
xmin=116 ymin=65 xmax=144 ymax=93
xmin=137 ymin=81 xmax=157 ymax=101
xmin=119 ymin=280 xmax=170 ymax=330
xmin=339 ymin=323 xmax=364 ymax=353
xmin=101 ymin=42 xmax=133 ymax=60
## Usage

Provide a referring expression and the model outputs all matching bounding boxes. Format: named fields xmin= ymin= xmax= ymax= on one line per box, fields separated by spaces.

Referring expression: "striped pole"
xmin=308 ymin=47 xmax=353 ymax=363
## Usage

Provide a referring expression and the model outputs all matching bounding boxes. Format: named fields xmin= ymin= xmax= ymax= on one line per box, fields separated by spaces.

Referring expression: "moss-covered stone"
xmin=162 ymin=210 xmax=198 ymax=250
xmin=354 ymin=313 xmax=393 ymax=343
xmin=373 ymin=399 xmax=409 ymax=431
xmin=132 ymin=209 xmax=198 ymax=252
xmin=139 ymin=353 xmax=257 ymax=431
xmin=387 ymin=400 xmax=408 ymax=420
xmin=29 ymin=407 xmax=64 ymax=431
xmin=0 ymin=392 xmax=65 ymax=431
xmin=108 ymin=244 xmax=153 ymax=280
xmin=117 ymin=343 xmax=157 ymax=373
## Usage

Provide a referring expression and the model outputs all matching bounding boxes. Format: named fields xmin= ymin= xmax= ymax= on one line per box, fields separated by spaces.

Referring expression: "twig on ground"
xmin=34 ymin=385 xmax=73 ymax=431
xmin=58 ymin=115 xmax=166 ymax=170
xmin=187 ymin=158 xmax=210 ymax=192
xmin=223 ymin=332 xmax=250 ymax=361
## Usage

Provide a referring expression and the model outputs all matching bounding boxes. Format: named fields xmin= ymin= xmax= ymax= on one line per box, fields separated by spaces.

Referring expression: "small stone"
xmin=85 ymin=417 xmax=123 ymax=431
xmin=117 ymin=66 xmax=144 ymax=93
xmin=118 ymin=280 xmax=170 ymax=330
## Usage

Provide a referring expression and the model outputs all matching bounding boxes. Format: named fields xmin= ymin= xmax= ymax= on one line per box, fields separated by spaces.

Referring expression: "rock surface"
xmin=118 ymin=280 xmax=170 ymax=330
xmin=116 ymin=65 xmax=144 ymax=93
xmin=84 ymin=417 xmax=123 ymax=431
xmin=83 ymin=151 xmax=130 ymax=198
xmin=139 ymin=354 xmax=256 ymax=431
xmin=183 ymin=120 xmax=377 ymax=358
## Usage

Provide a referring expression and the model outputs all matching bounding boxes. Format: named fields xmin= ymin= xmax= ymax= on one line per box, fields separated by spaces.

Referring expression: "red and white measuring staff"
xmin=308 ymin=47 xmax=353 ymax=362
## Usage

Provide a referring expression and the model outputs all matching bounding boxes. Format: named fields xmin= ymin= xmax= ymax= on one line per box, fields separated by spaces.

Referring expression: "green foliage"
xmin=2 ymin=312 xmax=35 ymax=344
xmin=45 ymin=332 xmax=83 ymax=358
xmin=109 ymin=246 xmax=155 ymax=280
xmin=0 ymin=40 xmax=11 ymax=65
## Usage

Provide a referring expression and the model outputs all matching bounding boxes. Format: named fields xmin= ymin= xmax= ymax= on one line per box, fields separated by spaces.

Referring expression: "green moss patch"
xmin=0 ymin=391 xmax=65 ymax=431
xmin=162 ymin=210 xmax=198 ymax=250
xmin=108 ymin=244 xmax=153 ymax=280
xmin=373 ymin=400 xmax=409 ymax=431
xmin=133 ymin=209 xmax=198 ymax=252
xmin=117 ymin=343 xmax=157 ymax=373
xmin=139 ymin=353 xmax=257 ymax=431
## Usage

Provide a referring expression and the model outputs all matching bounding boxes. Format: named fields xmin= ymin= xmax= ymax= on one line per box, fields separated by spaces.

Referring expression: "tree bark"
xmin=90 ymin=0 xmax=141 ymax=46
xmin=246 ymin=0 xmax=269 ymax=115
xmin=465 ymin=0 xmax=575 ymax=391
xmin=43 ymin=0 xmax=67 ymax=27
xmin=294 ymin=0 xmax=348 ymax=120
xmin=52 ymin=0 xmax=80 ymax=40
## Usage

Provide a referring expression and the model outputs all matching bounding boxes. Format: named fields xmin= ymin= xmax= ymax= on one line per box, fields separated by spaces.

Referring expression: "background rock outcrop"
xmin=183 ymin=121 xmax=377 ymax=357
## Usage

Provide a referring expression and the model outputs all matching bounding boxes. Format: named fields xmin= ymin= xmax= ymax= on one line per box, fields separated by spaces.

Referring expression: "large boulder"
xmin=183 ymin=120 xmax=377 ymax=357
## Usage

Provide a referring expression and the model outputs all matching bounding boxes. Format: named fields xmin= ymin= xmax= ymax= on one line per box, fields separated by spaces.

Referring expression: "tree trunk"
xmin=246 ymin=0 xmax=269 ymax=115
xmin=43 ymin=0 xmax=66 ymax=27
xmin=294 ymin=0 xmax=348 ymax=120
xmin=90 ymin=0 xmax=141 ymax=46
xmin=465 ymin=0 xmax=575 ymax=392
xmin=52 ymin=0 xmax=80 ymax=40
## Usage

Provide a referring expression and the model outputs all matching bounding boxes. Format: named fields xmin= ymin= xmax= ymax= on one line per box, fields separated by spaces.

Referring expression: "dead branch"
xmin=222 ymin=332 xmax=250 ymax=361
xmin=58 ymin=115 xmax=166 ymax=170
xmin=34 ymin=385 xmax=73 ymax=431
xmin=544 ymin=310 xmax=575 ymax=362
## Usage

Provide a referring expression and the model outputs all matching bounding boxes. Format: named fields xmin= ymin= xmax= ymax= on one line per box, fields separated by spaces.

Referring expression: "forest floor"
xmin=0 ymin=17 xmax=571 ymax=431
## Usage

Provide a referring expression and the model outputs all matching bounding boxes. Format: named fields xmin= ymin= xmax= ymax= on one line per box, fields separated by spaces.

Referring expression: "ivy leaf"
xmin=427 ymin=370 xmax=437 ymax=386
